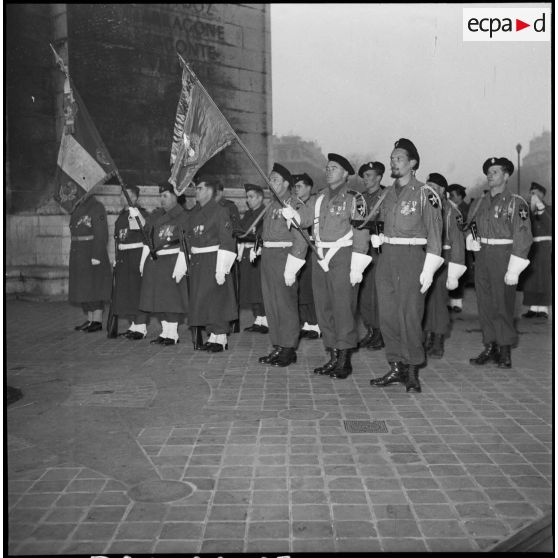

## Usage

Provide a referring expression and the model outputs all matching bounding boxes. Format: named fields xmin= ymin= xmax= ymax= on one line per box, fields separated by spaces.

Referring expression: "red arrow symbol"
xmin=516 ymin=18 xmax=530 ymax=31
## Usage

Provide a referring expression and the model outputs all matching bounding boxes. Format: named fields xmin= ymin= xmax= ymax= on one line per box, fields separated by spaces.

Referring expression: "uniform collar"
xmin=394 ymin=175 xmax=422 ymax=190
xmin=326 ymin=182 xmax=349 ymax=201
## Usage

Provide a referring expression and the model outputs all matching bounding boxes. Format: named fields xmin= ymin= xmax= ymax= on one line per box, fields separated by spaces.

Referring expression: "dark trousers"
xmin=261 ymin=247 xmax=299 ymax=348
xmin=155 ymin=312 xmax=183 ymax=322
xmin=423 ymin=263 xmax=449 ymax=335
xmin=122 ymin=311 xmax=148 ymax=325
xmin=206 ymin=322 xmax=231 ymax=335
xmin=475 ymin=246 xmax=518 ymax=346
xmin=359 ymin=257 xmax=380 ymax=329
xmin=81 ymin=301 xmax=104 ymax=312
xmin=376 ymin=245 xmax=426 ymax=365
xmin=299 ymin=303 xmax=318 ymax=325
xmin=312 ymin=246 xmax=358 ymax=350
xmin=251 ymin=303 xmax=266 ymax=318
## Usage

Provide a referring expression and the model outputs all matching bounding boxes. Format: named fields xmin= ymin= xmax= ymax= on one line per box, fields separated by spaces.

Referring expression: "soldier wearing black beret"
xmin=467 ymin=157 xmax=532 ymax=368
xmin=521 ymin=182 xmax=551 ymax=319
xmin=280 ymin=153 xmax=372 ymax=379
xmin=238 ymin=183 xmax=268 ymax=333
xmin=357 ymin=161 xmax=386 ymax=351
xmin=369 ymin=138 xmax=443 ymax=393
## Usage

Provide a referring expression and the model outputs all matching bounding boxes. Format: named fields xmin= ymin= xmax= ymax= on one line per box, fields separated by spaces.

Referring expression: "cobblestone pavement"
xmin=6 ymin=289 xmax=552 ymax=554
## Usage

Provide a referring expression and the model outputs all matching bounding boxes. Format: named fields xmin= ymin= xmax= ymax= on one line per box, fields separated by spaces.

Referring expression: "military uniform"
xmin=359 ymin=186 xmax=385 ymax=348
xmin=423 ymin=197 xmax=465 ymax=356
xmin=138 ymin=204 xmax=189 ymax=339
xmin=297 ymin=192 xmax=320 ymax=338
xmin=521 ymin=199 xmax=552 ymax=313
xmin=373 ymin=176 xmax=443 ymax=381
xmin=183 ymin=198 xmax=238 ymax=349
xmin=470 ymin=188 xmax=532 ymax=350
xmin=112 ymin=205 xmax=150 ymax=335
xmin=238 ymin=203 xmax=267 ymax=329
xmin=69 ymin=195 xmax=112 ymax=331
xmin=260 ymin=190 xmax=306 ymax=351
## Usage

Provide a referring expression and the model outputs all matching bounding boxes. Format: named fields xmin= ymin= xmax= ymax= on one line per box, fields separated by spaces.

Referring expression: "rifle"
xmin=179 ymin=227 xmax=204 ymax=349
xmin=375 ymin=221 xmax=384 ymax=254
xmin=106 ymin=236 xmax=119 ymax=338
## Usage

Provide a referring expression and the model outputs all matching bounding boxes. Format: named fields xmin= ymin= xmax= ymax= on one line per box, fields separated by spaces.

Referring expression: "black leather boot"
xmin=469 ymin=342 xmax=499 ymax=365
xmin=270 ymin=347 xmax=297 ymax=367
xmin=358 ymin=329 xmax=374 ymax=348
xmin=429 ymin=334 xmax=444 ymax=359
xmin=368 ymin=328 xmax=385 ymax=350
xmin=423 ymin=331 xmax=435 ymax=352
xmin=259 ymin=346 xmax=281 ymax=364
xmin=330 ymin=349 xmax=353 ymax=379
xmin=313 ymin=348 xmax=339 ymax=375
xmin=405 ymin=364 xmax=421 ymax=393
xmin=370 ymin=361 xmax=407 ymax=387
xmin=497 ymin=345 xmax=512 ymax=368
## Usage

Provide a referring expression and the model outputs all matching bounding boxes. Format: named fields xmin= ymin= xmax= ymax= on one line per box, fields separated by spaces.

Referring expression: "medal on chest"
xmin=118 ymin=228 xmax=128 ymax=241
xmin=158 ymin=224 xmax=176 ymax=241
xmin=193 ymin=224 xmax=205 ymax=237
xmin=400 ymin=201 xmax=417 ymax=216
xmin=329 ymin=200 xmax=347 ymax=215
xmin=77 ymin=215 xmax=92 ymax=228
xmin=271 ymin=207 xmax=283 ymax=220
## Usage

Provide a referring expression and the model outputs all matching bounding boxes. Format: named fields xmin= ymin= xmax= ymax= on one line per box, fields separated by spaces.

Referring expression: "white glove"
xmin=446 ymin=262 xmax=467 ymax=290
xmin=504 ymin=254 xmax=530 ymax=286
xmin=371 ymin=234 xmax=382 ymax=249
xmin=249 ymin=248 xmax=257 ymax=262
xmin=419 ymin=253 xmax=445 ymax=294
xmin=531 ymin=195 xmax=545 ymax=212
xmin=112 ymin=261 xmax=116 ymax=268
xmin=128 ymin=206 xmax=140 ymax=219
xmin=349 ymin=252 xmax=373 ymax=286
xmin=171 ymin=251 xmax=187 ymax=283
xmin=283 ymin=254 xmax=306 ymax=286
xmin=91 ymin=258 xmax=100 ymax=265
xmin=465 ymin=233 xmax=481 ymax=252
xmin=280 ymin=206 xmax=301 ymax=229
xmin=139 ymin=245 xmax=149 ymax=276
xmin=215 ymin=249 xmax=236 ymax=285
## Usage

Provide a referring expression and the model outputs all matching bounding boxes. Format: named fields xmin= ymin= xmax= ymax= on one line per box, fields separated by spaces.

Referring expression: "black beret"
xmin=292 ymin=173 xmax=314 ymax=187
xmin=125 ymin=184 xmax=140 ymax=197
xmin=530 ymin=182 xmax=546 ymax=196
xmin=427 ymin=172 xmax=448 ymax=190
xmin=358 ymin=161 xmax=386 ymax=178
xmin=393 ymin=138 xmax=420 ymax=169
xmin=159 ymin=181 xmax=177 ymax=195
xmin=327 ymin=153 xmax=355 ymax=175
xmin=244 ymin=183 xmax=264 ymax=195
xmin=482 ymin=157 xmax=514 ymax=176
xmin=447 ymin=183 xmax=467 ymax=197
xmin=271 ymin=162 xmax=293 ymax=185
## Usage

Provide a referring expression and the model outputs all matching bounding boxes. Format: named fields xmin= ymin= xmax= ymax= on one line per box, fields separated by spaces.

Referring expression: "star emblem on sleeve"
xmin=428 ymin=193 xmax=439 ymax=208
xmin=519 ymin=208 xmax=528 ymax=221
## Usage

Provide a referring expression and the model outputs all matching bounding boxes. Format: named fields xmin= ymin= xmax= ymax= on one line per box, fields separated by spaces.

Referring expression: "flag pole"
xmin=178 ymin=55 xmax=321 ymax=260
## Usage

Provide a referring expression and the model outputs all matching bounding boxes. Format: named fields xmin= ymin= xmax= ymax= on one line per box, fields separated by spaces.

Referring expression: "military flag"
xmin=169 ymin=54 xmax=236 ymax=195
xmin=51 ymin=45 xmax=117 ymax=213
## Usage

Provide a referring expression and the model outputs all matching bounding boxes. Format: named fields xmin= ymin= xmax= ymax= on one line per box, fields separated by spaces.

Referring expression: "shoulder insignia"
xmin=422 ymin=184 xmax=441 ymax=209
xmin=519 ymin=207 xmax=528 ymax=221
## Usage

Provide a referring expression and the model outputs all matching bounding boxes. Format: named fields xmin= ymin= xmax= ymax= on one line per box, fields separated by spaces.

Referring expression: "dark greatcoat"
xmin=522 ymin=205 xmax=552 ymax=306
xmin=68 ymin=195 xmax=112 ymax=304
xmin=138 ymin=204 xmax=189 ymax=314
xmin=184 ymin=198 xmax=238 ymax=326
xmin=238 ymin=204 xmax=265 ymax=307
xmin=112 ymin=206 xmax=150 ymax=316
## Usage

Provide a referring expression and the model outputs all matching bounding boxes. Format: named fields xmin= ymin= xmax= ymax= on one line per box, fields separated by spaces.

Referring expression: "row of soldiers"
xmin=68 ymin=137 xmax=550 ymax=392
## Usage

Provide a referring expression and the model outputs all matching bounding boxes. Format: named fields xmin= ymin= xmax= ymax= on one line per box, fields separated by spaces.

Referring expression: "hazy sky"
xmin=270 ymin=3 xmax=552 ymax=190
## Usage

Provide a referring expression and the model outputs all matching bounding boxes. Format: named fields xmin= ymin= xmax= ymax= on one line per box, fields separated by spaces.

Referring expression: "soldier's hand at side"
xmin=349 ymin=269 xmax=363 ymax=286
xmin=215 ymin=271 xmax=226 ymax=285
xmin=91 ymin=258 xmax=101 ymax=265
xmin=249 ymin=248 xmax=257 ymax=263
xmin=419 ymin=272 xmax=433 ymax=294
xmin=172 ymin=252 xmax=187 ymax=283
xmin=504 ymin=271 xmax=519 ymax=286
xmin=446 ymin=276 xmax=458 ymax=290
xmin=371 ymin=235 xmax=382 ymax=249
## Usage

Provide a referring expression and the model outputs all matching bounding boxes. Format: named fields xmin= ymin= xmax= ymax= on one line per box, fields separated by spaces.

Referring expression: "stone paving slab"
xmin=6 ymin=291 xmax=552 ymax=554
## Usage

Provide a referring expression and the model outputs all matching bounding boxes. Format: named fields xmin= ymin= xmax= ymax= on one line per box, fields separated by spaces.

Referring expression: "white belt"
xmin=191 ymin=245 xmax=219 ymax=254
xmin=533 ymin=236 xmax=552 ymax=242
xmin=118 ymin=242 xmax=143 ymax=251
xmin=71 ymin=235 xmax=94 ymax=241
xmin=442 ymin=245 xmax=451 ymax=250
xmin=156 ymin=247 xmax=180 ymax=256
xmin=315 ymin=230 xmax=353 ymax=272
xmin=237 ymin=242 xmax=254 ymax=261
xmin=383 ymin=236 xmax=427 ymax=245
xmin=263 ymin=241 xmax=293 ymax=248
xmin=479 ymin=238 xmax=513 ymax=245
